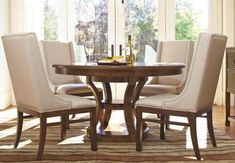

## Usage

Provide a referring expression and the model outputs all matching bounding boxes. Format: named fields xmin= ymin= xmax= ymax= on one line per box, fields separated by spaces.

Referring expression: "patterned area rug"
xmin=1 ymin=113 xmax=235 ymax=162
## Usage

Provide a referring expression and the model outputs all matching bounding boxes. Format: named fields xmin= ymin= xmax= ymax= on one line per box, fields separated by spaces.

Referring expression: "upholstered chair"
xmin=141 ymin=40 xmax=194 ymax=96
xmin=135 ymin=33 xmax=227 ymax=160
xmin=39 ymin=40 xmax=103 ymax=97
xmin=2 ymin=33 xmax=97 ymax=160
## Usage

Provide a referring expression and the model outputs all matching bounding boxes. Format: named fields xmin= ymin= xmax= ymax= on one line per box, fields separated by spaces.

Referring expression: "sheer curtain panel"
xmin=0 ymin=0 xmax=12 ymax=110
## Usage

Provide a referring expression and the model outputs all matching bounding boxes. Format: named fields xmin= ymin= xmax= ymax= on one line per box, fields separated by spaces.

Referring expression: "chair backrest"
xmin=152 ymin=41 xmax=194 ymax=86
xmin=2 ymin=33 xmax=70 ymax=112
xmin=164 ymin=33 xmax=227 ymax=112
xmin=144 ymin=44 xmax=157 ymax=64
xmin=39 ymin=40 xmax=82 ymax=89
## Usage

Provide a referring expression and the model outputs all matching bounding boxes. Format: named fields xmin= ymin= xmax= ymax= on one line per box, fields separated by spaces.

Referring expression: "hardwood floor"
xmin=213 ymin=105 xmax=235 ymax=139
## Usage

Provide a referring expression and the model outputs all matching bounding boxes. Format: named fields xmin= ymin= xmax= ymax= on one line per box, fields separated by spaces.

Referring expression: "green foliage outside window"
xmin=44 ymin=0 xmax=58 ymax=40
xmin=126 ymin=1 xmax=158 ymax=62
xmin=175 ymin=0 xmax=201 ymax=40
xmin=43 ymin=0 xmax=205 ymax=55
xmin=75 ymin=0 xmax=108 ymax=55
xmin=175 ymin=10 xmax=199 ymax=40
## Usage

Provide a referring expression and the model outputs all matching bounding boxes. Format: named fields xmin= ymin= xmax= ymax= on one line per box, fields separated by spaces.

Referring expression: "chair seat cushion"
xmin=20 ymin=94 xmax=96 ymax=113
xmin=56 ymin=83 xmax=102 ymax=96
xmin=56 ymin=94 xmax=95 ymax=109
xmin=136 ymin=94 xmax=177 ymax=109
xmin=140 ymin=84 xmax=179 ymax=96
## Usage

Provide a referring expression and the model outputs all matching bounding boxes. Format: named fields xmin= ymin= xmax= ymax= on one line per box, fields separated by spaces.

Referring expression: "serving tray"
xmin=97 ymin=61 xmax=128 ymax=66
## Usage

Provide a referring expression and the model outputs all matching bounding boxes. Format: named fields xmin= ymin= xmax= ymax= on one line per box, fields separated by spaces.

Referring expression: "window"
xmin=41 ymin=0 xmax=208 ymax=61
xmin=73 ymin=0 xmax=108 ymax=62
xmin=71 ymin=0 xmax=159 ymax=63
xmin=126 ymin=0 xmax=158 ymax=62
xmin=44 ymin=0 xmax=58 ymax=40
xmin=175 ymin=0 xmax=208 ymax=40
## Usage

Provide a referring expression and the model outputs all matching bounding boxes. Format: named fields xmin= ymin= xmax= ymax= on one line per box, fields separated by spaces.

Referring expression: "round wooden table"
xmin=53 ymin=62 xmax=185 ymax=141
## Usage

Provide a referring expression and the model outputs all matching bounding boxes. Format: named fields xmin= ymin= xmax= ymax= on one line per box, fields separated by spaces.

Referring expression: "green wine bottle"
xmin=125 ymin=35 xmax=134 ymax=65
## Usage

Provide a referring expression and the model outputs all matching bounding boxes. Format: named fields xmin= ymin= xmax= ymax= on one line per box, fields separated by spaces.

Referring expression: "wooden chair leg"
xmin=207 ymin=110 xmax=217 ymax=147
xmin=90 ymin=108 xmax=97 ymax=151
xmin=188 ymin=115 xmax=201 ymax=160
xmin=136 ymin=109 xmax=143 ymax=151
xmin=65 ymin=115 xmax=70 ymax=129
xmin=225 ymin=92 xmax=230 ymax=126
xmin=37 ymin=116 xmax=47 ymax=160
xmin=14 ymin=111 xmax=23 ymax=148
xmin=160 ymin=115 xmax=165 ymax=140
xmin=60 ymin=116 xmax=67 ymax=140
xmin=165 ymin=115 xmax=170 ymax=130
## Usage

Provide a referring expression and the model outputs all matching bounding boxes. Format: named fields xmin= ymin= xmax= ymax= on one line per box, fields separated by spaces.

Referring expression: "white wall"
xmin=209 ymin=0 xmax=235 ymax=106
xmin=0 ymin=0 xmax=12 ymax=110
xmin=223 ymin=0 xmax=235 ymax=106
xmin=10 ymin=0 xmax=25 ymax=33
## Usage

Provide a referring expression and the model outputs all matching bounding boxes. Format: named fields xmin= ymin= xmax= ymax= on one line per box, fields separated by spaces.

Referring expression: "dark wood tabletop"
xmin=53 ymin=62 xmax=184 ymax=79
xmin=53 ymin=62 xmax=185 ymax=141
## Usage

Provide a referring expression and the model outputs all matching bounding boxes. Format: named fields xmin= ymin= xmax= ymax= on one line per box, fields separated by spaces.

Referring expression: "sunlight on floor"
xmin=0 ymin=118 xmax=39 ymax=139
xmin=0 ymin=108 xmax=17 ymax=123
xmin=58 ymin=135 xmax=85 ymax=145
xmin=186 ymin=117 xmax=208 ymax=149
xmin=104 ymin=110 xmax=128 ymax=134
xmin=17 ymin=139 xmax=32 ymax=148
xmin=0 ymin=139 xmax=32 ymax=149
xmin=184 ymin=156 xmax=204 ymax=160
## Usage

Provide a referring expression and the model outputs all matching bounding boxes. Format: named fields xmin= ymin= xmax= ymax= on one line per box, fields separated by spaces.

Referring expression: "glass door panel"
xmin=125 ymin=0 xmax=159 ymax=63
xmin=111 ymin=0 xmax=125 ymax=57
xmin=74 ymin=0 xmax=108 ymax=63
xmin=43 ymin=0 xmax=59 ymax=40
xmin=175 ymin=0 xmax=208 ymax=40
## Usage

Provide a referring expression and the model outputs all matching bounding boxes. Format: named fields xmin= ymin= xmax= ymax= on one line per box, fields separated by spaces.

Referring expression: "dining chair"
xmin=39 ymin=40 xmax=103 ymax=98
xmin=2 ymin=32 xmax=97 ymax=160
xmin=141 ymin=40 xmax=194 ymax=96
xmin=135 ymin=33 xmax=227 ymax=160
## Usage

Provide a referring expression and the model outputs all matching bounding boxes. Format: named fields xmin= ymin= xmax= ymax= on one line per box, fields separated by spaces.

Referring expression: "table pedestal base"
xmin=95 ymin=126 xmax=149 ymax=142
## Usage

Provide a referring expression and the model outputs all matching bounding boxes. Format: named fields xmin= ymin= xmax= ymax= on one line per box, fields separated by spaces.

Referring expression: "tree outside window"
xmin=175 ymin=0 xmax=208 ymax=40
xmin=126 ymin=0 xmax=158 ymax=62
xmin=42 ymin=0 xmax=208 ymax=61
xmin=74 ymin=0 xmax=108 ymax=60
xmin=44 ymin=0 xmax=58 ymax=40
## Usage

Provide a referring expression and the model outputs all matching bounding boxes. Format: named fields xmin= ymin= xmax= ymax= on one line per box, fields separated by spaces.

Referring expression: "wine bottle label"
xmin=126 ymin=47 xmax=131 ymax=56
xmin=125 ymin=35 xmax=134 ymax=64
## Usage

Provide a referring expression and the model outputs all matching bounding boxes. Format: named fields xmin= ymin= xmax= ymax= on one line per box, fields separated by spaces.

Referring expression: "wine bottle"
xmin=125 ymin=35 xmax=134 ymax=65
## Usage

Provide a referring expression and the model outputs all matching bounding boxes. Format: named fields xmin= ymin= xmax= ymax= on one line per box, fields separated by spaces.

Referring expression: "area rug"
xmin=1 ymin=115 xmax=235 ymax=162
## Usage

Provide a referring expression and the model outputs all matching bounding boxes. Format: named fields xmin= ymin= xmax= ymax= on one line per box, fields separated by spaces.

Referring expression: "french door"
xmin=43 ymin=0 xmax=209 ymax=63
xmin=70 ymin=0 xmax=159 ymax=63
xmin=43 ymin=0 xmax=209 ymax=99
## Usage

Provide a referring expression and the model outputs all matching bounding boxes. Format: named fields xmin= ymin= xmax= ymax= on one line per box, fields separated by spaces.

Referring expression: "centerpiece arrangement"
xmin=97 ymin=35 xmax=135 ymax=66
xmin=97 ymin=56 xmax=127 ymax=65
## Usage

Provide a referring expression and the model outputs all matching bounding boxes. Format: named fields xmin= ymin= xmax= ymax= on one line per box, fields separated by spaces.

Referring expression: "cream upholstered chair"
xmin=2 ymin=33 xmax=97 ymax=160
xmin=141 ymin=40 xmax=194 ymax=96
xmin=39 ymin=40 xmax=103 ymax=97
xmin=135 ymin=33 xmax=227 ymax=160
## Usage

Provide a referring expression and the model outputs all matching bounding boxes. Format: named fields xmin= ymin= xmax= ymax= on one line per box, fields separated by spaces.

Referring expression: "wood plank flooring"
xmin=213 ymin=106 xmax=235 ymax=139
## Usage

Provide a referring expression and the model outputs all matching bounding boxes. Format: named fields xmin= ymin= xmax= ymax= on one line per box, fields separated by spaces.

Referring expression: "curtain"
xmin=0 ymin=0 xmax=44 ymax=108
xmin=209 ymin=0 xmax=235 ymax=106
xmin=0 ymin=0 xmax=12 ymax=110
xmin=10 ymin=0 xmax=44 ymax=37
